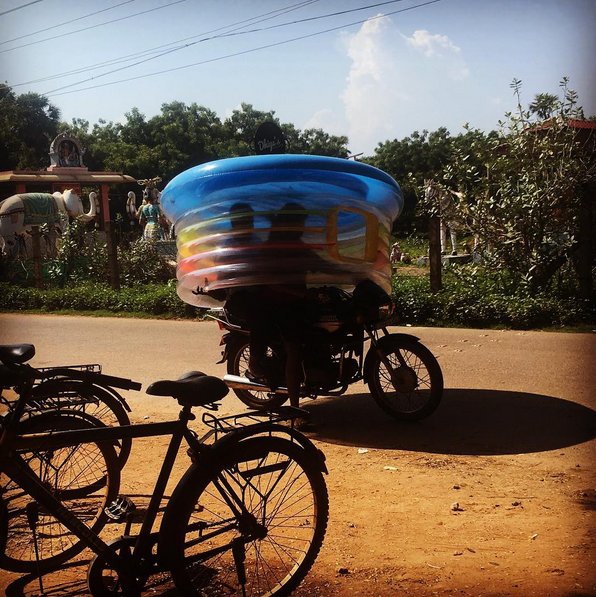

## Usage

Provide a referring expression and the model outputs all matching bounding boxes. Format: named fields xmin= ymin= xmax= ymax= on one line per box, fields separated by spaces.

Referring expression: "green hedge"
xmin=391 ymin=272 xmax=596 ymax=329
xmin=0 ymin=282 xmax=202 ymax=319
xmin=1 ymin=271 xmax=594 ymax=329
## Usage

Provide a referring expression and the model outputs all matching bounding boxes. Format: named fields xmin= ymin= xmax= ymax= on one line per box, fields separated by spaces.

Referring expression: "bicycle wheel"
xmin=367 ymin=337 xmax=444 ymax=421
xmin=30 ymin=379 xmax=132 ymax=469
xmin=0 ymin=412 xmax=120 ymax=573
xmin=164 ymin=436 xmax=328 ymax=597
xmin=227 ymin=339 xmax=287 ymax=409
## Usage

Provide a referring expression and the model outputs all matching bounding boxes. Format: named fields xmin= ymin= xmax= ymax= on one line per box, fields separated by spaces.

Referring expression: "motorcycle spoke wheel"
xmin=228 ymin=341 xmax=287 ymax=409
xmin=368 ymin=339 xmax=443 ymax=421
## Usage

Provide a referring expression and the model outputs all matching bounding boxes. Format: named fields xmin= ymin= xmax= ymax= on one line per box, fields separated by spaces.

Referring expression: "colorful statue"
xmin=0 ymin=190 xmax=96 ymax=256
xmin=424 ymin=179 xmax=464 ymax=255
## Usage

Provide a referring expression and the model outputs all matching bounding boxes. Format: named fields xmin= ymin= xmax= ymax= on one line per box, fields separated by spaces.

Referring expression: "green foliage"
xmin=0 ymin=281 xmax=202 ymax=319
xmin=0 ymin=87 xmax=61 ymax=170
xmin=391 ymin=266 xmax=596 ymax=329
xmin=117 ymin=239 xmax=175 ymax=285
xmin=48 ymin=220 xmax=108 ymax=286
xmin=16 ymin=97 xmax=348 ymax=185
xmin=443 ymin=77 xmax=596 ymax=293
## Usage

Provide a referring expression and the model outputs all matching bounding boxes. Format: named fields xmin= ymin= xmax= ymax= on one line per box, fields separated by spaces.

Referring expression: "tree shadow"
xmin=303 ymin=389 xmax=596 ymax=455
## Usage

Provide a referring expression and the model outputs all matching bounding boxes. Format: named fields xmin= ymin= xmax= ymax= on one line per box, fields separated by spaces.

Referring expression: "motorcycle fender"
xmin=363 ymin=333 xmax=421 ymax=380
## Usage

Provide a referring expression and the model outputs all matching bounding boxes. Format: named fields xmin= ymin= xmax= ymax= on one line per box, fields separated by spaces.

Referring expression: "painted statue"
xmin=424 ymin=179 xmax=464 ymax=255
xmin=0 ymin=190 xmax=96 ymax=256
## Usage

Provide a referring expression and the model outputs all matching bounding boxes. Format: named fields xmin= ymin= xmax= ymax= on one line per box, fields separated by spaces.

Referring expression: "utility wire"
xmin=41 ymin=0 xmax=329 ymax=95
xmin=0 ymin=0 xmax=44 ymax=17
xmin=45 ymin=0 xmax=442 ymax=98
xmin=35 ymin=0 xmax=409 ymax=95
xmin=1 ymin=0 xmax=138 ymax=46
xmin=0 ymin=0 xmax=187 ymax=54
xmin=9 ymin=0 xmax=319 ymax=88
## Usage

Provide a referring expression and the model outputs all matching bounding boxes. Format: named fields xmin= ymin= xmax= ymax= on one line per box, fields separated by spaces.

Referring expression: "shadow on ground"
xmin=304 ymin=388 xmax=596 ymax=455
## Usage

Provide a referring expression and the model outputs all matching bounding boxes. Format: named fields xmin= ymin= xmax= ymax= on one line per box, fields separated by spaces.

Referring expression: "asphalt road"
xmin=1 ymin=315 xmax=595 ymax=597
xmin=1 ymin=313 xmax=595 ymax=411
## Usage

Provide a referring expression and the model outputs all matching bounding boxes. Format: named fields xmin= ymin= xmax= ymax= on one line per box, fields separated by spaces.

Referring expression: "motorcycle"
xmin=214 ymin=280 xmax=443 ymax=421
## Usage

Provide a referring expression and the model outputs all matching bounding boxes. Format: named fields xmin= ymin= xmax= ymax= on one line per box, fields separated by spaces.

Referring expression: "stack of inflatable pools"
xmin=160 ymin=154 xmax=403 ymax=308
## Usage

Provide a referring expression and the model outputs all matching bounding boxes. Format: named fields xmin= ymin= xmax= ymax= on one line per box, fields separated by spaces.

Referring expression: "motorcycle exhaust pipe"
xmin=223 ymin=374 xmax=289 ymax=394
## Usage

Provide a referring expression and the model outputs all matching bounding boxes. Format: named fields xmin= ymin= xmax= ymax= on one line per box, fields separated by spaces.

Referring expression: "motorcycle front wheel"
xmin=227 ymin=339 xmax=288 ymax=409
xmin=367 ymin=337 xmax=443 ymax=421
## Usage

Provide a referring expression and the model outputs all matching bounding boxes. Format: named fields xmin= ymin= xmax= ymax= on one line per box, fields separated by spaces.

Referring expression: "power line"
xmin=1 ymin=0 xmax=138 ymax=46
xmin=8 ymin=0 xmax=320 ymax=88
xmin=35 ymin=0 xmax=411 ymax=95
xmin=0 ymin=0 xmax=44 ymax=17
xmin=0 ymin=0 xmax=187 ymax=54
xmin=45 ymin=0 xmax=443 ymax=98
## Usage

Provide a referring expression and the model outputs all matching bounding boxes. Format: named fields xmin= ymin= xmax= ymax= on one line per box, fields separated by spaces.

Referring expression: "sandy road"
xmin=0 ymin=314 xmax=595 ymax=596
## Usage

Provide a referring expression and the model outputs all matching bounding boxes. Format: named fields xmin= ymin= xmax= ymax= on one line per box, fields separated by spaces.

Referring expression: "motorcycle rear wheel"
xmin=367 ymin=337 xmax=443 ymax=421
xmin=227 ymin=340 xmax=288 ymax=409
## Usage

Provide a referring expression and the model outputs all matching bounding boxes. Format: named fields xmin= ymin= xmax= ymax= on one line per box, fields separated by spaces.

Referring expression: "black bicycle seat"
xmin=146 ymin=372 xmax=229 ymax=408
xmin=0 ymin=344 xmax=35 ymax=365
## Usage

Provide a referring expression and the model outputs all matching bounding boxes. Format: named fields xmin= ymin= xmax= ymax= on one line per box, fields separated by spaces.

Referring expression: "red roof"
xmin=529 ymin=119 xmax=596 ymax=131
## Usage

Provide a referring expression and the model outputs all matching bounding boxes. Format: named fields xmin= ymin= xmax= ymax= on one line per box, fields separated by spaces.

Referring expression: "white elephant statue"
xmin=0 ymin=189 xmax=96 ymax=256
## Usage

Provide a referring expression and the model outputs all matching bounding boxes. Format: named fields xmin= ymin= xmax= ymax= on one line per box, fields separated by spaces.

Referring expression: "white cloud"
xmin=405 ymin=29 xmax=461 ymax=58
xmin=404 ymin=29 xmax=470 ymax=81
xmin=337 ymin=17 xmax=472 ymax=154
xmin=339 ymin=15 xmax=408 ymax=154
xmin=304 ymin=108 xmax=345 ymax=136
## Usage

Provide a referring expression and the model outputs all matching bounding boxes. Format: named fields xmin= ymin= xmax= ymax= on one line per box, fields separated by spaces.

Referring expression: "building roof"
xmin=529 ymin=119 xmax=596 ymax=132
xmin=0 ymin=170 xmax=136 ymax=184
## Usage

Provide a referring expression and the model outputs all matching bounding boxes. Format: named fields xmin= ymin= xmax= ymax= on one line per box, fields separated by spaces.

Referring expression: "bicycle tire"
xmin=0 ymin=412 xmax=120 ymax=573
xmin=29 ymin=379 xmax=132 ymax=469
xmin=227 ymin=339 xmax=287 ymax=409
xmin=162 ymin=436 xmax=328 ymax=597
xmin=367 ymin=337 xmax=443 ymax=421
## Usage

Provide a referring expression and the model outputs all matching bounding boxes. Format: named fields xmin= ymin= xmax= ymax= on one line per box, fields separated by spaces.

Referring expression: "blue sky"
xmin=1 ymin=0 xmax=594 ymax=156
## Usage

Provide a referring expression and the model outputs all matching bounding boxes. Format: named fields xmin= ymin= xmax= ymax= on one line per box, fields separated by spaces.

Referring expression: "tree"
xmin=528 ymin=92 xmax=559 ymax=120
xmin=367 ymin=128 xmax=458 ymax=230
xmin=445 ymin=78 xmax=596 ymax=293
xmin=0 ymin=86 xmax=61 ymax=170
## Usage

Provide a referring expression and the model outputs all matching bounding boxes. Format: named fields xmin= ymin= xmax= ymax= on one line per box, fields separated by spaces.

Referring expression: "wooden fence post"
xmin=105 ymin=221 xmax=120 ymax=290
xmin=31 ymin=225 xmax=44 ymax=290
xmin=429 ymin=215 xmax=442 ymax=292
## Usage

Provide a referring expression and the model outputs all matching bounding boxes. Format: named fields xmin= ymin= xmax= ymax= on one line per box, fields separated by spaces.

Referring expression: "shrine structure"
xmin=0 ymin=132 xmax=136 ymax=227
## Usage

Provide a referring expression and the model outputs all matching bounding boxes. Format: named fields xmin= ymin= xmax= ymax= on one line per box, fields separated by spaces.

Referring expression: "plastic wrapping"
xmin=161 ymin=154 xmax=403 ymax=308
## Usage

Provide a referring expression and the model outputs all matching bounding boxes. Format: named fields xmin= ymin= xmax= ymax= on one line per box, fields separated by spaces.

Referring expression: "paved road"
xmin=1 ymin=314 xmax=595 ymax=596
xmin=1 ymin=313 xmax=595 ymax=412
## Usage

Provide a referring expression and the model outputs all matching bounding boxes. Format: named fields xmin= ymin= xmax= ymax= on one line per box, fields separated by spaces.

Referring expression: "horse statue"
xmin=0 ymin=189 xmax=97 ymax=257
xmin=424 ymin=179 xmax=465 ymax=255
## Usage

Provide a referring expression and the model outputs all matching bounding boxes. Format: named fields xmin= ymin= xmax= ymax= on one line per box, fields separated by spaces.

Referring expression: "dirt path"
xmin=1 ymin=315 xmax=595 ymax=596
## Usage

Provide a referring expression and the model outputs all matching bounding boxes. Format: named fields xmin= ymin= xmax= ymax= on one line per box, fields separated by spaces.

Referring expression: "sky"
xmin=1 ymin=0 xmax=595 ymax=156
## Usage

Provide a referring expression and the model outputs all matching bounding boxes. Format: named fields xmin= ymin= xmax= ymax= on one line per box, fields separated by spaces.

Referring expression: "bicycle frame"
xmin=1 ymin=401 xmax=318 ymax=583
xmin=1 ymin=415 xmax=194 ymax=575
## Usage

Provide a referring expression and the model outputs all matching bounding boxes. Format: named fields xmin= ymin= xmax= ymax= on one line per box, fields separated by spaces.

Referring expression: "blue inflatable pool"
xmin=161 ymin=154 xmax=403 ymax=308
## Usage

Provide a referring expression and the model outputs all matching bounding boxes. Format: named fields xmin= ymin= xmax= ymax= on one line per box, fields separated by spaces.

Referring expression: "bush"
xmin=118 ymin=239 xmax=175 ymax=285
xmin=0 ymin=282 xmax=204 ymax=319
xmin=390 ymin=265 xmax=595 ymax=329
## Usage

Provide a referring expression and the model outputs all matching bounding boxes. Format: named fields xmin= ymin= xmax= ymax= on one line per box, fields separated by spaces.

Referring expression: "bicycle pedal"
xmin=106 ymin=495 xmax=136 ymax=521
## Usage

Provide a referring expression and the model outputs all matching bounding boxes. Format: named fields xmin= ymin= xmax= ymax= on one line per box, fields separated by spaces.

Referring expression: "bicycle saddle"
xmin=0 ymin=344 xmax=35 ymax=364
xmin=146 ymin=371 xmax=229 ymax=407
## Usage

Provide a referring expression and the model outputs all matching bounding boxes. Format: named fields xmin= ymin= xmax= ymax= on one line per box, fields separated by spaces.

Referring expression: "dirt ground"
xmin=1 ymin=315 xmax=595 ymax=597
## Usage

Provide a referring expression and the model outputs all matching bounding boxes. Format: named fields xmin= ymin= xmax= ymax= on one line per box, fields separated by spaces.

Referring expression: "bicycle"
xmin=0 ymin=346 xmax=329 ymax=596
xmin=1 ymin=343 xmax=141 ymax=469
